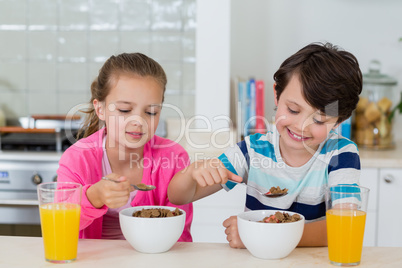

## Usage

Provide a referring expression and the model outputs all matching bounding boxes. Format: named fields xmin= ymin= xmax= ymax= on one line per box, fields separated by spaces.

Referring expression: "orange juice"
xmin=326 ymin=209 xmax=366 ymax=264
xmin=39 ymin=203 xmax=81 ymax=262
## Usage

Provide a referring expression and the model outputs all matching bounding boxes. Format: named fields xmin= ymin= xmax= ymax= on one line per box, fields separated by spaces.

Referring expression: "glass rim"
xmin=37 ymin=181 xmax=82 ymax=191
xmin=326 ymin=184 xmax=370 ymax=194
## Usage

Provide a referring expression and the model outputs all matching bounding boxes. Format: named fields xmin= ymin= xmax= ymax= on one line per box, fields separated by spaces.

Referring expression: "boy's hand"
xmin=87 ymin=173 xmax=131 ymax=209
xmin=192 ymin=158 xmax=243 ymax=187
xmin=223 ymin=216 xmax=246 ymax=249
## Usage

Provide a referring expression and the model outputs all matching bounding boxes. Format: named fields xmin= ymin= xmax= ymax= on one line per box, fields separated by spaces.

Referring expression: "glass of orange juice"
xmin=37 ymin=182 xmax=82 ymax=263
xmin=325 ymin=184 xmax=370 ymax=266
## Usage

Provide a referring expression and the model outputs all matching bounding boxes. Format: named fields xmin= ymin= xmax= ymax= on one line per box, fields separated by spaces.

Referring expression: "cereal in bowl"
xmin=260 ymin=211 xmax=301 ymax=223
xmin=132 ymin=208 xmax=182 ymax=218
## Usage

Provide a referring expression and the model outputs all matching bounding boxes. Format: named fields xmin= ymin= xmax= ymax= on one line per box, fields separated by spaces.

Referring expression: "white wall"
xmin=195 ymin=0 xmax=231 ymax=130
xmin=231 ymin=0 xmax=402 ymax=140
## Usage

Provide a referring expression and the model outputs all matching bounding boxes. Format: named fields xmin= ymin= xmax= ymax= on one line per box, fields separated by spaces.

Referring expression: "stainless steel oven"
xmin=0 ymin=115 xmax=81 ymax=236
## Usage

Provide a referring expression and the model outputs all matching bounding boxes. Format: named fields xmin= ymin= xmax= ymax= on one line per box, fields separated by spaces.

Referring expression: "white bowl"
xmin=119 ymin=206 xmax=185 ymax=254
xmin=237 ymin=210 xmax=305 ymax=259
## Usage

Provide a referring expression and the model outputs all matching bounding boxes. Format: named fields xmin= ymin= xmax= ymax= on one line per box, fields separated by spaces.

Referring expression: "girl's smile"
xmin=126 ymin=131 xmax=145 ymax=139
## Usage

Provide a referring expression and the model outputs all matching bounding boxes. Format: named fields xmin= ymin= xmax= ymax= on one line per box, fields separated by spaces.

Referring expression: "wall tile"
xmin=0 ymin=62 xmax=27 ymax=92
xmin=0 ymin=0 xmax=26 ymax=28
xmin=58 ymin=62 xmax=87 ymax=92
xmin=58 ymin=31 xmax=88 ymax=61
xmin=182 ymin=62 xmax=195 ymax=92
xmin=89 ymin=31 xmax=120 ymax=62
xmin=0 ymin=92 xmax=28 ymax=119
xmin=161 ymin=95 xmax=182 ymax=120
xmin=28 ymin=0 xmax=58 ymax=29
xmin=182 ymin=32 xmax=196 ymax=62
xmin=28 ymin=92 xmax=58 ymax=114
xmin=161 ymin=62 xmax=182 ymax=91
xmin=90 ymin=0 xmax=119 ymax=30
xmin=151 ymin=32 xmax=182 ymax=61
xmin=182 ymin=0 xmax=197 ymax=31
xmin=57 ymin=92 xmax=88 ymax=115
xmin=28 ymin=62 xmax=57 ymax=92
xmin=88 ymin=61 xmax=104 ymax=87
xmin=120 ymin=0 xmax=151 ymax=31
xmin=120 ymin=32 xmax=151 ymax=54
xmin=0 ymin=32 xmax=26 ymax=60
xmin=28 ymin=31 xmax=58 ymax=61
xmin=59 ymin=0 xmax=89 ymax=30
xmin=151 ymin=0 xmax=183 ymax=31
xmin=0 ymin=0 xmax=196 ymax=121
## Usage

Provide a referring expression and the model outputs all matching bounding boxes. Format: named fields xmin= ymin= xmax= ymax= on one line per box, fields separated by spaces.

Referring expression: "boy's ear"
xmin=332 ymin=120 xmax=343 ymax=130
xmin=93 ymin=99 xmax=106 ymax=121
xmin=273 ymin=83 xmax=278 ymax=106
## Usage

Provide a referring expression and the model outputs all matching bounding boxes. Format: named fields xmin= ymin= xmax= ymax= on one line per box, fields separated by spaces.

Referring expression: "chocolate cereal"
xmin=260 ymin=211 xmax=301 ymax=223
xmin=132 ymin=208 xmax=183 ymax=218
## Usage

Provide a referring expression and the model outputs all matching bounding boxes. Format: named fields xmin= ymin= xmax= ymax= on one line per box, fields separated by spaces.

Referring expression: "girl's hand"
xmin=87 ymin=173 xmax=131 ymax=209
xmin=223 ymin=216 xmax=246 ymax=249
xmin=192 ymin=159 xmax=243 ymax=187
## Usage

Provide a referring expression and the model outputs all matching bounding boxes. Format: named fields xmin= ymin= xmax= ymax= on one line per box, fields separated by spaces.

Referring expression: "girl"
xmin=57 ymin=53 xmax=193 ymax=241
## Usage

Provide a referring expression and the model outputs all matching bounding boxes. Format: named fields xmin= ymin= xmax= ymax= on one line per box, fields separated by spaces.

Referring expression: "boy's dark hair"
xmin=273 ymin=42 xmax=362 ymax=124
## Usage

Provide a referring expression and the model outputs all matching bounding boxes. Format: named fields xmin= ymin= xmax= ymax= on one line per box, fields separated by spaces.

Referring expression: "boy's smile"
xmin=274 ymin=74 xmax=339 ymax=163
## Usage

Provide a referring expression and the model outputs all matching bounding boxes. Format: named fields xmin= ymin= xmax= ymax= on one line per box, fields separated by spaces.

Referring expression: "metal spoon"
xmin=101 ymin=177 xmax=156 ymax=191
xmin=133 ymin=183 xmax=156 ymax=191
xmin=228 ymin=180 xmax=288 ymax=198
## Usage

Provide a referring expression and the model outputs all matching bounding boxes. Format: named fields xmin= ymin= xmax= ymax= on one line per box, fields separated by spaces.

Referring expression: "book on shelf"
xmin=234 ymin=77 xmax=266 ymax=141
xmin=255 ymin=80 xmax=265 ymax=134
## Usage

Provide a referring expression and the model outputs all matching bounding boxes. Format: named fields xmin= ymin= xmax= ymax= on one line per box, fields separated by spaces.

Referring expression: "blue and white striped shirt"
xmin=218 ymin=124 xmax=360 ymax=222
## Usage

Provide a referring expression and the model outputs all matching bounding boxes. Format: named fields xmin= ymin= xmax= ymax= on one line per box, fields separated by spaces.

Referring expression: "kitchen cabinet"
xmin=360 ymin=167 xmax=402 ymax=247
xmin=191 ymin=186 xmax=246 ymax=243
xmin=377 ymin=168 xmax=402 ymax=247
xmin=360 ymin=168 xmax=379 ymax=247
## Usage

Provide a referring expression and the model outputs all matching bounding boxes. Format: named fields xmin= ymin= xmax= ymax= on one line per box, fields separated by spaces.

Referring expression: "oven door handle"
xmin=0 ymin=199 xmax=39 ymax=206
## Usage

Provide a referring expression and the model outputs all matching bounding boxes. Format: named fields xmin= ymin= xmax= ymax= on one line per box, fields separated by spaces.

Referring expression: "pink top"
xmin=57 ymin=128 xmax=193 ymax=242
xmin=101 ymin=135 xmax=136 ymax=239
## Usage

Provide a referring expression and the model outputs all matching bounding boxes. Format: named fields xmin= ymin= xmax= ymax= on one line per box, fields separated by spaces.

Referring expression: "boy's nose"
xmin=297 ymin=116 xmax=314 ymax=133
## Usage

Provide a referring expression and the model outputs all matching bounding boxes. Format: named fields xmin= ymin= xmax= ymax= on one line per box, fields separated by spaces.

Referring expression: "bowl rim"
xmin=237 ymin=209 xmax=305 ymax=225
xmin=119 ymin=205 xmax=186 ymax=218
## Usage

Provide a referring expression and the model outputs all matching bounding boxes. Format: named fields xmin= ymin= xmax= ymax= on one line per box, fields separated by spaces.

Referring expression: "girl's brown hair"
xmin=273 ymin=42 xmax=362 ymax=124
xmin=77 ymin=53 xmax=167 ymax=138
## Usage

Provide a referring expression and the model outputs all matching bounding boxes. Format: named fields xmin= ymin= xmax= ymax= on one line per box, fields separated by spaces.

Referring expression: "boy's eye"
xmin=118 ymin=109 xmax=130 ymax=113
xmin=288 ymin=107 xmax=298 ymax=114
xmin=313 ymin=118 xmax=325 ymax=125
xmin=146 ymin=111 xmax=158 ymax=116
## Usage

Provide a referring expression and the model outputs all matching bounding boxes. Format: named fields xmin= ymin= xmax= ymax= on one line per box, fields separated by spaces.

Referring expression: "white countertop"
xmin=0 ymin=151 xmax=63 ymax=161
xmin=359 ymin=141 xmax=402 ymax=168
xmin=1 ymin=236 xmax=401 ymax=268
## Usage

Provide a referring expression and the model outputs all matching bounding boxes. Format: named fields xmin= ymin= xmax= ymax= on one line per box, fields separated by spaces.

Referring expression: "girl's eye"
xmin=118 ymin=109 xmax=130 ymax=113
xmin=146 ymin=112 xmax=158 ymax=116
xmin=313 ymin=118 xmax=325 ymax=125
xmin=288 ymin=108 xmax=298 ymax=114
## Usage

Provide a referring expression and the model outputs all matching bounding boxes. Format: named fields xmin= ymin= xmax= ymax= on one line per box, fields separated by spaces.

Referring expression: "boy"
xmin=168 ymin=42 xmax=362 ymax=248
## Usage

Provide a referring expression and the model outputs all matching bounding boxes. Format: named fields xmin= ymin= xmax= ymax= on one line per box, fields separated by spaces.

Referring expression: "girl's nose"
xmin=130 ymin=117 xmax=143 ymax=126
xmin=122 ymin=114 xmax=144 ymax=127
